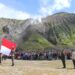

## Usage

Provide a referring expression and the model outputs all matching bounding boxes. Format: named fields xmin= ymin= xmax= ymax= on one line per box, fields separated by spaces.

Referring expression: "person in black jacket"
xmin=60 ymin=50 xmax=66 ymax=68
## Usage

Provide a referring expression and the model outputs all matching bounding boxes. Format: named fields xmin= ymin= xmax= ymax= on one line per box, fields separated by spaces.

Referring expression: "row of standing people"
xmin=15 ymin=50 xmax=71 ymax=60
xmin=15 ymin=50 xmax=75 ymax=69
xmin=15 ymin=51 xmax=59 ymax=60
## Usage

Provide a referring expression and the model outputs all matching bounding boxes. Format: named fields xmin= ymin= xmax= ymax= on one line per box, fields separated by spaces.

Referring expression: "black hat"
xmin=2 ymin=26 xmax=9 ymax=33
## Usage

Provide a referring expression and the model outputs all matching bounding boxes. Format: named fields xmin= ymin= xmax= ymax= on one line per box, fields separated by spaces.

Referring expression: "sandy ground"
xmin=0 ymin=59 xmax=75 ymax=75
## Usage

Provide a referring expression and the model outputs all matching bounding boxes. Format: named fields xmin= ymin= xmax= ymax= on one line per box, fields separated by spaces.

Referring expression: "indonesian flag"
xmin=0 ymin=38 xmax=16 ymax=56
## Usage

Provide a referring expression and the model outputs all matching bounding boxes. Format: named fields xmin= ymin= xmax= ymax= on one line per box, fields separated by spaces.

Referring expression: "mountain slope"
xmin=19 ymin=32 xmax=53 ymax=51
xmin=42 ymin=12 xmax=75 ymax=47
xmin=0 ymin=12 xmax=75 ymax=50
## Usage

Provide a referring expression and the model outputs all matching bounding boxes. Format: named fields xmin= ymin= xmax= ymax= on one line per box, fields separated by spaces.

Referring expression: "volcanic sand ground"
xmin=0 ymin=59 xmax=75 ymax=75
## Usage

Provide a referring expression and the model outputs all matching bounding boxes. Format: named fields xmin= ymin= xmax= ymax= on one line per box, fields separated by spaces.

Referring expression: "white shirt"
xmin=71 ymin=51 xmax=75 ymax=60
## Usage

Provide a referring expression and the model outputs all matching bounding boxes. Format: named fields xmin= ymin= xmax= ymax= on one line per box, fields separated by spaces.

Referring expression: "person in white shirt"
xmin=71 ymin=50 xmax=75 ymax=69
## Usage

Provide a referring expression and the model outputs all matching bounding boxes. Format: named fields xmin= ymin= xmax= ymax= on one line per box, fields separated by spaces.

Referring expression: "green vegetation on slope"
xmin=43 ymin=12 xmax=75 ymax=47
xmin=20 ymin=32 xmax=53 ymax=51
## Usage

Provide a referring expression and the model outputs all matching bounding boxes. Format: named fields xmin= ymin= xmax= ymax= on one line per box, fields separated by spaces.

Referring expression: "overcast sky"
xmin=0 ymin=0 xmax=74 ymax=20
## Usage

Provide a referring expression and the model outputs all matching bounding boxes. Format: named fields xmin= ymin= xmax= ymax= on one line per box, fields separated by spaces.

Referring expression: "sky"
xmin=0 ymin=0 xmax=75 ymax=20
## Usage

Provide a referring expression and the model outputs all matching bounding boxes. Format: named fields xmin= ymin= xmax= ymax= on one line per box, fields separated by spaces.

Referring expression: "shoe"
xmin=11 ymin=64 xmax=14 ymax=66
xmin=62 ymin=67 xmax=66 ymax=68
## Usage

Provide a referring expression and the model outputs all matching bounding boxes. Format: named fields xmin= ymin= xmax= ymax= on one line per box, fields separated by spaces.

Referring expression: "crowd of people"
xmin=14 ymin=50 xmax=71 ymax=60
xmin=15 ymin=51 xmax=53 ymax=60
xmin=14 ymin=49 xmax=75 ymax=69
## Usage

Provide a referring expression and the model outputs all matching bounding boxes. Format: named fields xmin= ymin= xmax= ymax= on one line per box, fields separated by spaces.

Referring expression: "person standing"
xmin=10 ymin=47 xmax=15 ymax=66
xmin=0 ymin=26 xmax=15 ymax=66
xmin=71 ymin=50 xmax=75 ymax=69
xmin=0 ymin=53 xmax=2 ymax=64
xmin=60 ymin=50 xmax=66 ymax=68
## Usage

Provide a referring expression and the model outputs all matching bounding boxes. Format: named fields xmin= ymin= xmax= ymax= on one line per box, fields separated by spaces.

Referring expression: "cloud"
xmin=0 ymin=0 xmax=72 ymax=20
xmin=0 ymin=3 xmax=42 ymax=21
xmin=53 ymin=0 xmax=72 ymax=10
xmin=0 ymin=3 xmax=31 ymax=20
xmin=39 ymin=0 xmax=72 ymax=17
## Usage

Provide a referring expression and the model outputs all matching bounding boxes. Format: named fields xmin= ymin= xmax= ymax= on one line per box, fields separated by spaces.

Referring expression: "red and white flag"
xmin=0 ymin=38 xmax=16 ymax=56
